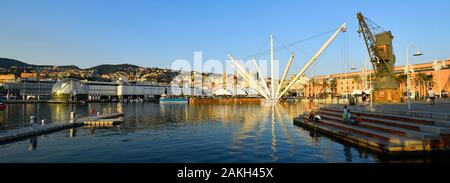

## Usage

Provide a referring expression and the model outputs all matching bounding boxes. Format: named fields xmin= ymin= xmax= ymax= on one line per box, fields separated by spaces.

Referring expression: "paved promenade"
xmin=371 ymin=99 xmax=450 ymax=113
xmin=324 ymin=98 xmax=450 ymax=121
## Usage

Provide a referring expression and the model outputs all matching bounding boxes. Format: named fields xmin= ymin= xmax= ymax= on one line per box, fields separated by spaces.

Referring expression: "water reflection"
xmin=308 ymin=131 xmax=320 ymax=145
xmin=28 ymin=137 xmax=37 ymax=151
xmin=358 ymin=149 xmax=369 ymax=159
xmin=271 ymin=105 xmax=278 ymax=161
xmin=344 ymin=145 xmax=352 ymax=162
xmin=0 ymin=102 xmax=424 ymax=163
xmin=70 ymin=128 xmax=77 ymax=138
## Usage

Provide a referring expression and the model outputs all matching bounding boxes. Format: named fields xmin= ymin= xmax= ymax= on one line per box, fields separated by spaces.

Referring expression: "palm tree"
xmin=414 ymin=73 xmax=433 ymax=99
xmin=395 ymin=73 xmax=407 ymax=93
xmin=330 ymin=79 xmax=337 ymax=95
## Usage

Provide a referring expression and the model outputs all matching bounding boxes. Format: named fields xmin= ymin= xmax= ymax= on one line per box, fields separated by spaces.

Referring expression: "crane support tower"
xmin=357 ymin=12 xmax=401 ymax=103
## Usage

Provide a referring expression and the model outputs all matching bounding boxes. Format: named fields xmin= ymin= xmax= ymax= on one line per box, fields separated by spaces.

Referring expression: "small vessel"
xmin=159 ymin=95 xmax=188 ymax=104
xmin=0 ymin=103 xmax=7 ymax=111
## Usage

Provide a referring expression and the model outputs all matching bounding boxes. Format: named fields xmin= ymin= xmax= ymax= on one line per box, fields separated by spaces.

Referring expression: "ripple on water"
xmin=0 ymin=103 xmax=383 ymax=163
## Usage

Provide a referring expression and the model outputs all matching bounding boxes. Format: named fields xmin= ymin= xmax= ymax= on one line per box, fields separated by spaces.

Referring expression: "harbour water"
xmin=0 ymin=102 xmax=395 ymax=163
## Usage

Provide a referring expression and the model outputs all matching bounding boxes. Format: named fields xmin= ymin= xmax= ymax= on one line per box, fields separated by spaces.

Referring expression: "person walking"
xmin=428 ymin=88 xmax=435 ymax=105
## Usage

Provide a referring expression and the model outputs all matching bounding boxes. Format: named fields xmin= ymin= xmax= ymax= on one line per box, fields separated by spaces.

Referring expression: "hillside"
xmin=89 ymin=64 xmax=142 ymax=74
xmin=0 ymin=58 xmax=29 ymax=68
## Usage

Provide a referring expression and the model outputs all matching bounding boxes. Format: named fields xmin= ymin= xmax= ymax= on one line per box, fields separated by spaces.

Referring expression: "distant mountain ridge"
xmin=0 ymin=58 xmax=81 ymax=70
xmin=0 ymin=58 xmax=29 ymax=68
xmin=88 ymin=64 xmax=142 ymax=75
xmin=0 ymin=58 xmax=145 ymax=72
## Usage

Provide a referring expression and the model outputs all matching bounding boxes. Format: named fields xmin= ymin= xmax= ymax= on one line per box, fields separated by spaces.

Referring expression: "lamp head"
xmin=413 ymin=51 xmax=423 ymax=57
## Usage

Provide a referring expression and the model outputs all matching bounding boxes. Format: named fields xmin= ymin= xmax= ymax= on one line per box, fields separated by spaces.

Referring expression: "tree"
xmin=330 ymin=79 xmax=337 ymax=95
xmin=414 ymin=73 xmax=433 ymax=99
xmin=395 ymin=73 xmax=407 ymax=93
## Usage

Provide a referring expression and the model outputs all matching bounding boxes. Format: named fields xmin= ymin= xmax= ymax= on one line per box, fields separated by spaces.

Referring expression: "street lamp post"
xmin=406 ymin=45 xmax=423 ymax=110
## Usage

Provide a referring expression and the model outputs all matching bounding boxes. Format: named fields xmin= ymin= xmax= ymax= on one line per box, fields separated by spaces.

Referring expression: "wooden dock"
xmin=293 ymin=107 xmax=450 ymax=155
xmin=0 ymin=113 xmax=124 ymax=145
xmin=83 ymin=117 xmax=124 ymax=126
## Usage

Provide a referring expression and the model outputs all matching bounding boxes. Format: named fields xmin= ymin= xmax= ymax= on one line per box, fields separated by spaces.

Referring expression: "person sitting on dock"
xmin=351 ymin=113 xmax=362 ymax=126
xmin=313 ymin=114 xmax=321 ymax=123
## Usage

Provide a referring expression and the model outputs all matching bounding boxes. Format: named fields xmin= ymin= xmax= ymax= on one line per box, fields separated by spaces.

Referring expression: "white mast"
xmin=253 ymin=58 xmax=272 ymax=98
xmin=275 ymin=53 xmax=295 ymax=99
xmin=270 ymin=34 xmax=275 ymax=99
xmin=228 ymin=54 xmax=270 ymax=99
xmin=277 ymin=23 xmax=347 ymax=100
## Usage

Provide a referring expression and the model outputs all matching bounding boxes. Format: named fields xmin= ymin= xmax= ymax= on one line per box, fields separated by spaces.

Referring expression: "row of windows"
xmin=340 ymin=81 xmax=355 ymax=85
xmin=340 ymin=86 xmax=356 ymax=90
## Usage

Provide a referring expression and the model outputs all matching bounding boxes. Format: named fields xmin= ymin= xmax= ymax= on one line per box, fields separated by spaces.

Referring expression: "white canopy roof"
xmin=234 ymin=88 xmax=247 ymax=95
xmin=213 ymin=88 xmax=232 ymax=96
xmin=351 ymin=89 xmax=363 ymax=95
xmin=246 ymin=88 xmax=259 ymax=96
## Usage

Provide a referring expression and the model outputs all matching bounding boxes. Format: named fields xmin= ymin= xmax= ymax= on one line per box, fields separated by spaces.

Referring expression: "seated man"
xmin=313 ymin=114 xmax=321 ymax=123
xmin=351 ymin=113 xmax=362 ymax=125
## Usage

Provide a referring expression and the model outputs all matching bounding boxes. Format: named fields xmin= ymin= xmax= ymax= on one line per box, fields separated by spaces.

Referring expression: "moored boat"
xmin=159 ymin=95 xmax=188 ymax=104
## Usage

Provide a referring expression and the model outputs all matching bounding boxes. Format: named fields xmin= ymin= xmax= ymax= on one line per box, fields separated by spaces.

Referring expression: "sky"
xmin=0 ymin=0 xmax=449 ymax=76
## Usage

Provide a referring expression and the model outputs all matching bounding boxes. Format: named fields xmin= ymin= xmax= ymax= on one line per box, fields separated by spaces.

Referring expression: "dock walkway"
xmin=0 ymin=113 xmax=124 ymax=145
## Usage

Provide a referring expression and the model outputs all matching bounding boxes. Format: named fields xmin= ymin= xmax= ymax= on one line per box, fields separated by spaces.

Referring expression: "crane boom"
xmin=357 ymin=13 xmax=380 ymax=73
xmin=357 ymin=12 xmax=398 ymax=89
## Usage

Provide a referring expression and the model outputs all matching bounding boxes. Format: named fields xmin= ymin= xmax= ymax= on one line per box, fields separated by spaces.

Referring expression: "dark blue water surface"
xmin=0 ymin=103 xmax=381 ymax=163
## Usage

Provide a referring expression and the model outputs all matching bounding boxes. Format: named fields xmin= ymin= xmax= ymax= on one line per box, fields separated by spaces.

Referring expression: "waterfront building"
xmin=51 ymin=79 xmax=89 ymax=102
xmin=304 ymin=59 xmax=450 ymax=98
xmin=0 ymin=79 xmax=55 ymax=100
xmin=0 ymin=74 xmax=17 ymax=83
xmin=20 ymin=72 xmax=39 ymax=80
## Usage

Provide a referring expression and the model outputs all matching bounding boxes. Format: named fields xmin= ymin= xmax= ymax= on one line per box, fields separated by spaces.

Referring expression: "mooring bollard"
xmin=30 ymin=116 xmax=37 ymax=129
xmin=41 ymin=119 xmax=47 ymax=126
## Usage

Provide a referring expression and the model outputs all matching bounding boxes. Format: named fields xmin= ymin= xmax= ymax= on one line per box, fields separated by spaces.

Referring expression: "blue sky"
xmin=0 ymin=0 xmax=449 ymax=76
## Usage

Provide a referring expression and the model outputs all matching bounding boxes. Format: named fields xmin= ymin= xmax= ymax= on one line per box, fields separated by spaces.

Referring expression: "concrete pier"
xmin=0 ymin=112 xmax=124 ymax=145
xmin=294 ymin=107 xmax=450 ymax=155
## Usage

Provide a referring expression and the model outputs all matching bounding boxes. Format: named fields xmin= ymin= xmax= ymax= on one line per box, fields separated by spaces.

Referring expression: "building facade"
xmin=304 ymin=59 xmax=450 ymax=98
